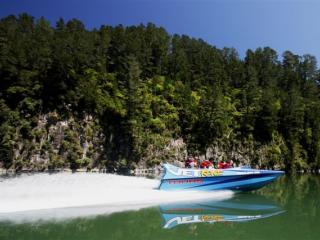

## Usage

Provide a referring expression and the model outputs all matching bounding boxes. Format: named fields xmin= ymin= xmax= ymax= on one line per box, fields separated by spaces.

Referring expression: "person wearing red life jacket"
xmin=225 ymin=160 xmax=234 ymax=168
xmin=218 ymin=161 xmax=226 ymax=169
xmin=201 ymin=159 xmax=213 ymax=169
xmin=218 ymin=160 xmax=234 ymax=169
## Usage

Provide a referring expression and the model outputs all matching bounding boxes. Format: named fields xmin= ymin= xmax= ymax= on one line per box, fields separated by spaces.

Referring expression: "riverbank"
xmin=0 ymin=166 xmax=163 ymax=177
xmin=0 ymin=167 xmax=123 ymax=176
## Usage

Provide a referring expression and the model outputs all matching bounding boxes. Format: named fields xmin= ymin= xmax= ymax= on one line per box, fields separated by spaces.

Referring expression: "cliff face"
xmin=3 ymin=111 xmax=287 ymax=171
xmin=5 ymin=112 xmax=189 ymax=172
xmin=10 ymin=112 xmax=106 ymax=171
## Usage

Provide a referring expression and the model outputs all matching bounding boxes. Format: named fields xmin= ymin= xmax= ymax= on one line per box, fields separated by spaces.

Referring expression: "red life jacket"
xmin=218 ymin=162 xmax=226 ymax=169
xmin=201 ymin=160 xmax=212 ymax=168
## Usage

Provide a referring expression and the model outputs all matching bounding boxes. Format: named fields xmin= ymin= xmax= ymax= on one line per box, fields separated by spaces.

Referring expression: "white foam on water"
xmin=0 ymin=173 xmax=233 ymax=222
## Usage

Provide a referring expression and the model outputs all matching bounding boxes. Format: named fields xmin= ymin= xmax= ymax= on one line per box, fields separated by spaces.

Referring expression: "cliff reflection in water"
xmin=160 ymin=193 xmax=284 ymax=229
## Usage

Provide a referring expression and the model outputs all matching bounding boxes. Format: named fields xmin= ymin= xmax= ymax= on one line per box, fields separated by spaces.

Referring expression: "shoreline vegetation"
xmin=1 ymin=14 xmax=320 ymax=173
xmin=1 ymin=167 xmax=319 ymax=177
xmin=0 ymin=166 xmax=160 ymax=175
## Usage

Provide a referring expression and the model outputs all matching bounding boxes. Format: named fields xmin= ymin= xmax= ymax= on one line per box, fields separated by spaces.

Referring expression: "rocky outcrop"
xmin=11 ymin=112 xmax=106 ymax=171
xmin=137 ymin=138 xmax=188 ymax=168
xmin=4 ymin=111 xmax=287 ymax=172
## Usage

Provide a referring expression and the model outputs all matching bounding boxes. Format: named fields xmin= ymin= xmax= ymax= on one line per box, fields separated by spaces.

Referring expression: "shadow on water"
xmin=1 ymin=175 xmax=320 ymax=240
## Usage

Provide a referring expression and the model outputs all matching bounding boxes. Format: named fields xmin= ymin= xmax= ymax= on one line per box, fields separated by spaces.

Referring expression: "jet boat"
xmin=159 ymin=163 xmax=284 ymax=191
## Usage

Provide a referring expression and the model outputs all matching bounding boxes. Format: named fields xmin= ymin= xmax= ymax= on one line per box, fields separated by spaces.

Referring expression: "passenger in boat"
xmin=225 ymin=160 xmax=234 ymax=168
xmin=185 ymin=158 xmax=192 ymax=168
xmin=185 ymin=156 xmax=198 ymax=168
xmin=209 ymin=158 xmax=215 ymax=168
xmin=218 ymin=161 xmax=225 ymax=169
xmin=218 ymin=160 xmax=234 ymax=169
xmin=200 ymin=159 xmax=213 ymax=169
xmin=190 ymin=159 xmax=198 ymax=168
xmin=195 ymin=156 xmax=200 ymax=168
xmin=211 ymin=158 xmax=218 ymax=169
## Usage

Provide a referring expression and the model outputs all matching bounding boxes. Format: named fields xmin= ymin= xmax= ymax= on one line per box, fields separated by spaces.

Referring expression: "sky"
xmin=1 ymin=0 xmax=320 ymax=61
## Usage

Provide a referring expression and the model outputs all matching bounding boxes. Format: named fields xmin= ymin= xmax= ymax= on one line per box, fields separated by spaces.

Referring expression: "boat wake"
xmin=0 ymin=173 xmax=233 ymax=222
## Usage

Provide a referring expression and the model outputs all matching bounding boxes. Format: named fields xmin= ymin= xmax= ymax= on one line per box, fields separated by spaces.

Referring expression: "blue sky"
xmin=1 ymin=0 xmax=320 ymax=61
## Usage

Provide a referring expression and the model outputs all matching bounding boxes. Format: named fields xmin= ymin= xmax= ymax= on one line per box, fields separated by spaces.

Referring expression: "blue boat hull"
xmin=159 ymin=164 xmax=284 ymax=191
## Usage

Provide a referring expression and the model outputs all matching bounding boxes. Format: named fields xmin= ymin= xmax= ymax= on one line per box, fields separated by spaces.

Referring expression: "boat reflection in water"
xmin=160 ymin=194 xmax=285 ymax=229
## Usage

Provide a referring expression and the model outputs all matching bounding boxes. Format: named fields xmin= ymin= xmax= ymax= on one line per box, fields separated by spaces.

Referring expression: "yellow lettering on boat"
xmin=202 ymin=170 xmax=209 ymax=177
xmin=200 ymin=169 xmax=222 ymax=177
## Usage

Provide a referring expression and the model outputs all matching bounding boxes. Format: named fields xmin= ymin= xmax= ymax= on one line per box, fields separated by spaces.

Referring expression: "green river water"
xmin=0 ymin=175 xmax=319 ymax=240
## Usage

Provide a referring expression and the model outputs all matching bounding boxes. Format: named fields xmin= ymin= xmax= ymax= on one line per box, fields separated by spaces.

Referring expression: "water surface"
xmin=0 ymin=174 xmax=319 ymax=240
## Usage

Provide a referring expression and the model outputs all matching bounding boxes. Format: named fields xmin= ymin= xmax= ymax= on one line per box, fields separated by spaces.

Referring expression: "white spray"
xmin=0 ymin=173 xmax=233 ymax=222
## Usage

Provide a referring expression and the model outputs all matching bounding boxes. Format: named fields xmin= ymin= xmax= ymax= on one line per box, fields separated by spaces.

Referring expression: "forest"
xmin=0 ymin=14 xmax=320 ymax=172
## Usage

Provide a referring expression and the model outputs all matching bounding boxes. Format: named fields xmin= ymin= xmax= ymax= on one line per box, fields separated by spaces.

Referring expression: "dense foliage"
xmin=1 ymin=14 xmax=320 ymax=171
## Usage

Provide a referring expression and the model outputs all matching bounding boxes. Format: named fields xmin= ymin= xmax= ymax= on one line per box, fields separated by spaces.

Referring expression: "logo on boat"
xmin=166 ymin=165 xmax=223 ymax=177
xmin=200 ymin=169 xmax=222 ymax=177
